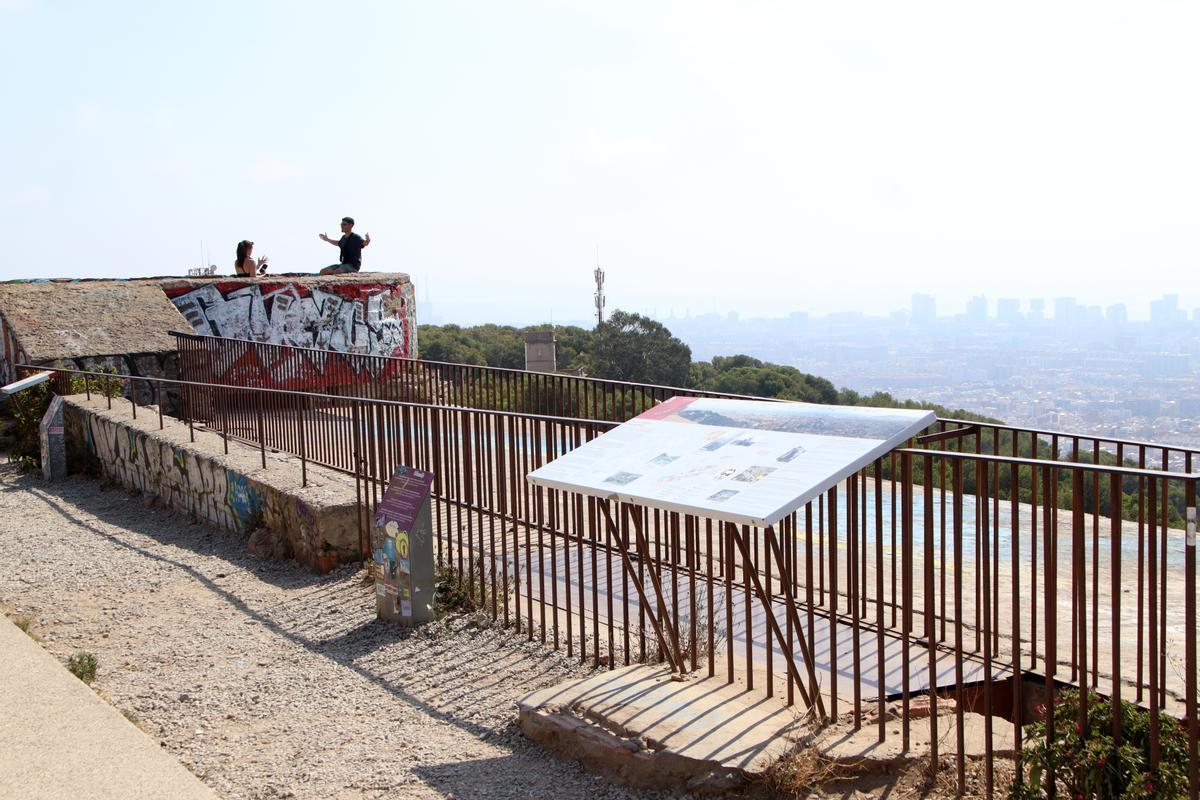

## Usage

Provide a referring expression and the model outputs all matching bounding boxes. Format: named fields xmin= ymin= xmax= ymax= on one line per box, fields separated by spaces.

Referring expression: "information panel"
xmin=528 ymin=397 xmax=934 ymax=528
xmin=373 ymin=465 xmax=436 ymax=625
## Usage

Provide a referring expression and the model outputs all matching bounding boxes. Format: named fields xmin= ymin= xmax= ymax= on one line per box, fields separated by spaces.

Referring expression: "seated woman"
xmin=234 ymin=240 xmax=269 ymax=276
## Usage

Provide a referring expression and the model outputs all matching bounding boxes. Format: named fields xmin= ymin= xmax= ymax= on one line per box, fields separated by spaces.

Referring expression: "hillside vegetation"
xmin=418 ymin=311 xmax=996 ymax=424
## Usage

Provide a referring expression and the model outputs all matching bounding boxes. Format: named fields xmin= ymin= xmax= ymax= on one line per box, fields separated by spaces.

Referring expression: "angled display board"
xmin=528 ymin=397 xmax=935 ymax=528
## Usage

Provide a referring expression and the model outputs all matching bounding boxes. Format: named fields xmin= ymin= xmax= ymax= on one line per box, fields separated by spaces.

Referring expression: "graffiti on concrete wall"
xmin=82 ymin=410 xmax=267 ymax=534
xmin=225 ymin=471 xmax=264 ymax=530
xmin=165 ymin=281 xmax=415 ymax=359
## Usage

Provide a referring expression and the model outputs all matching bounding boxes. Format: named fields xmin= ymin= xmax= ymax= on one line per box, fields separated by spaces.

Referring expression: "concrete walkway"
xmin=0 ymin=617 xmax=218 ymax=800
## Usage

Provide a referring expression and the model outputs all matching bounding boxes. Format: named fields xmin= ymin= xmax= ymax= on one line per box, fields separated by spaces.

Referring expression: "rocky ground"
xmin=0 ymin=463 xmax=675 ymax=800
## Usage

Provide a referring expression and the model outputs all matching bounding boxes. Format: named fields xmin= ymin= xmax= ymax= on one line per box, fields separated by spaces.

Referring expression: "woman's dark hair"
xmin=235 ymin=240 xmax=253 ymax=273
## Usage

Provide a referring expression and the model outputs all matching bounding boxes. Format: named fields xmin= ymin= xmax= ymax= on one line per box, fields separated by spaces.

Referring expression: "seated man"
xmin=318 ymin=216 xmax=371 ymax=274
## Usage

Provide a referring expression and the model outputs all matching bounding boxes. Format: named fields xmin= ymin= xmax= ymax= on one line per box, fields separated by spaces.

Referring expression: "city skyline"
xmin=421 ymin=288 xmax=1200 ymax=328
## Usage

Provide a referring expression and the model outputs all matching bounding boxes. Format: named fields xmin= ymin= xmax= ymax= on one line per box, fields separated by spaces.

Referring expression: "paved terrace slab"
xmin=0 ymin=617 xmax=219 ymax=800
xmin=519 ymin=664 xmax=806 ymax=793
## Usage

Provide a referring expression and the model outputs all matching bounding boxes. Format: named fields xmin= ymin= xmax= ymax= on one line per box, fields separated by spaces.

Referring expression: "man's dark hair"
xmin=341 ymin=216 xmax=355 ymax=225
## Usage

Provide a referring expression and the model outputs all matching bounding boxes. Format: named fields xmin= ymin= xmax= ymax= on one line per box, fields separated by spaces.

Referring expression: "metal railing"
xmin=171 ymin=330 xmax=771 ymax=421
xmin=25 ymin=344 xmax=1200 ymax=797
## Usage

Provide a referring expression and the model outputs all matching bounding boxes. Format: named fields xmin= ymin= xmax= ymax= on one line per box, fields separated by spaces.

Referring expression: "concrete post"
xmin=40 ymin=395 xmax=66 ymax=481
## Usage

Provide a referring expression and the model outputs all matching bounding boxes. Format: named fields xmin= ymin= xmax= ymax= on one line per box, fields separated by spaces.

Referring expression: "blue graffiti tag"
xmin=224 ymin=470 xmax=263 ymax=531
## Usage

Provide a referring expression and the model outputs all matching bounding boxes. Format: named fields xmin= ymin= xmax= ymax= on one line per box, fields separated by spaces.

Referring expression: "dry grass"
xmin=763 ymin=750 xmax=1018 ymax=799
xmin=640 ymin=600 xmax=727 ymax=670
xmin=763 ymin=747 xmax=865 ymax=797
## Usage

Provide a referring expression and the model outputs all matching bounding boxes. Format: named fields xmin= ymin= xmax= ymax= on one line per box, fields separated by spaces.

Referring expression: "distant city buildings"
xmin=996 ymin=298 xmax=1020 ymax=324
xmin=911 ymin=294 xmax=936 ymax=325
xmin=1151 ymin=294 xmax=1185 ymax=326
xmin=966 ymin=295 xmax=988 ymax=324
xmin=667 ymin=293 xmax=1200 ymax=450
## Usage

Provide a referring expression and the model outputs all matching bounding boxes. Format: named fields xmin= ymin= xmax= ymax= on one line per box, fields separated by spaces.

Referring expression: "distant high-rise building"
xmin=1028 ymin=298 xmax=1046 ymax=321
xmin=911 ymin=293 xmax=936 ymax=324
xmin=966 ymin=295 xmax=988 ymax=323
xmin=1106 ymin=303 xmax=1127 ymax=324
xmin=996 ymin=298 xmax=1021 ymax=324
xmin=1150 ymin=294 xmax=1183 ymax=325
xmin=1054 ymin=296 xmax=1079 ymax=324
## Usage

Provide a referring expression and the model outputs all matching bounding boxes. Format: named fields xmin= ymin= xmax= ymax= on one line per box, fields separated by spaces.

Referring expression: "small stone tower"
xmin=524 ymin=330 xmax=556 ymax=374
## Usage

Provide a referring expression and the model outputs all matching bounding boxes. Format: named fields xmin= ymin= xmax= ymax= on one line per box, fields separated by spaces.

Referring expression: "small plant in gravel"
xmin=432 ymin=558 xmax=499 ymax=620
xmin=1010 ymin=688 xmax=1187 ymax=799
xmin=66 ymin=651 xmax=98 ymax=684
xmin=13 ymin=615 xmax=37 ymax=638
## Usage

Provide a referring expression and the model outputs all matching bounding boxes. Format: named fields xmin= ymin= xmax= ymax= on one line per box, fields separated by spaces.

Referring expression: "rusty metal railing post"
xmin=299 ymin=393 xmax=308 ymax=487
xmin=255 ymin=388 xmax=266 ymax=469
xmin=1187 ymin=474 xmax=1198 ymax=800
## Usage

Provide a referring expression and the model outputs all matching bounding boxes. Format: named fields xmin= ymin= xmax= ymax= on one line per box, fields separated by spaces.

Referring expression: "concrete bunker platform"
xmin=61 ymin=395 xmax=361 ymax=572
xmin=519 ymin=665 xmax=808 ymax=794
xmin=519 ymin=663 xmax=1015 ymax=795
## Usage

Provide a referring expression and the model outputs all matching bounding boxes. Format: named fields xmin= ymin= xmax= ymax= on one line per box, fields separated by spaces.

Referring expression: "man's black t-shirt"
xmin=338 ymin=233 xmax=365 ymax=268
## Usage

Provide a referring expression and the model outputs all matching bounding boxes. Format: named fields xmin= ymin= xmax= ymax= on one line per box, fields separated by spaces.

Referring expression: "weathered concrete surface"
xmin=0 ymin=617 xmax=219 ymax=800
xmin=0 ymin=280 xmax=185 ymax=405
xmin=0 ymin=280 xmax=185 ymax=366
xmin=62 ymin=394 xmax=361 ymax=572
xmin=518 ymin=665 xmax=808 ymax=795
xmin=520 ymin=664 xmax=1019 ymax=795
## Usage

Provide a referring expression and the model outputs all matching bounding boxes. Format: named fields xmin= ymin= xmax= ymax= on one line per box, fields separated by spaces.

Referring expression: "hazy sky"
xmin=2 ymin=1 xmax=1196 ymax=324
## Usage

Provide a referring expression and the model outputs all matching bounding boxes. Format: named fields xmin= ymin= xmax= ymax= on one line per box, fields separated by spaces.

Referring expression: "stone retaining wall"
xmin=61 ymin=395 xmax=361 ymax=572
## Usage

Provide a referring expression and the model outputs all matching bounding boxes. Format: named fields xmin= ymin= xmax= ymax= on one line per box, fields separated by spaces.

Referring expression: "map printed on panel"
xmin=527 ymin=397 xmax=935 ymax=528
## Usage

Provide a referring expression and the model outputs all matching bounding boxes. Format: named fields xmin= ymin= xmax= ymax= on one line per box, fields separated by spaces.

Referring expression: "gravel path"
xmin=0 ymin=464 xmax=671 ymax=800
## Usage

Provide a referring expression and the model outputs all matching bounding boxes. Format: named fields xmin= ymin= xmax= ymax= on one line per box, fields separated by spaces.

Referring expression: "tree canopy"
xmin=689 ymin=354 xmax=839 ymax=404
xmin=590 ymin=310 xmax=692 ymax=387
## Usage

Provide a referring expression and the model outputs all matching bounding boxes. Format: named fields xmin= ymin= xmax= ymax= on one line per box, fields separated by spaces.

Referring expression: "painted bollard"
xmin=372 ymin=466 xmax=435 ymax=625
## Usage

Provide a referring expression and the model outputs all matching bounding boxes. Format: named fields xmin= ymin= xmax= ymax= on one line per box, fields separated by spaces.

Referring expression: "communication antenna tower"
xmin=593 ymin=249 xmax=606 ymax=327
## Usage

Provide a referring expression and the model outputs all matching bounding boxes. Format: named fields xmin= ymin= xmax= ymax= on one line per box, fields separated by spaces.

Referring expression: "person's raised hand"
xmin=319 ymin=232 xmax=329 ymax=242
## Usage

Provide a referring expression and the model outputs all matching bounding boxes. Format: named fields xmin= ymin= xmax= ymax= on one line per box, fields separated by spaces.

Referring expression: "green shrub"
xmin=1011 ymin=688 xmax=1187 ymax=799
xmin=66 ymin=651 xmax=98 ymax=684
